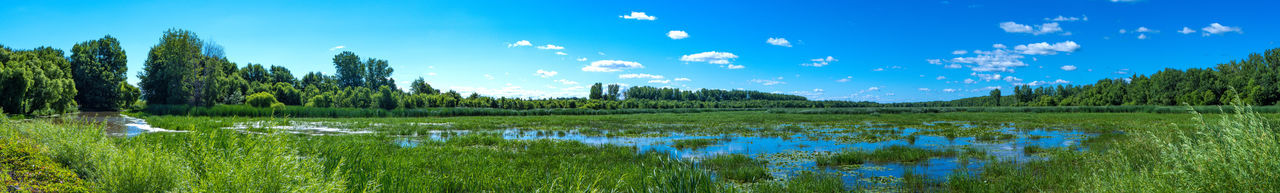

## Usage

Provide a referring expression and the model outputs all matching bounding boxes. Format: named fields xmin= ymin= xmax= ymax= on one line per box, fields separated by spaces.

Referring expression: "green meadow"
xmin=3 ymin=105 xmax=1278 ymax=192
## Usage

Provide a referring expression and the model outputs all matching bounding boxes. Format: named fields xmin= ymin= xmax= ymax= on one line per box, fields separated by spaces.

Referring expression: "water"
xmin=57 ymin=112 xmax=182 ymax=137
xmin=398 ymin=123 xmax=1093 ymax=186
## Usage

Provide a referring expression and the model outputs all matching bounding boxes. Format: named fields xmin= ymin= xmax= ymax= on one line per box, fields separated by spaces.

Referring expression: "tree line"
xmin=1 ymin=35 xmax=137 ymax=115
xmin=896 ymin=48 xmax=1280 ymax=107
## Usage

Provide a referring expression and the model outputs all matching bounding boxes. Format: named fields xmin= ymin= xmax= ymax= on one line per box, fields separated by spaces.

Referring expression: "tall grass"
xmin=144 ymin=104 xmax=753 ymax=117
xmin=699 ymin=154 xmax=772 ymax=183
xmin=0 ymin=120 xmax=353 ymax=192
xmin=767 ymin=105 xmax=1280 ymax=114
xmin=816 ymin=145 xmax=958 ymax=166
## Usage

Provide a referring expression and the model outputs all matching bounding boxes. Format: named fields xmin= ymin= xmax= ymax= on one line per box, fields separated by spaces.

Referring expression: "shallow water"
xmin=58 ymin=112 xmax=182 ymax=137
xmin=399 ymin=123 xmax=1092 ymax=186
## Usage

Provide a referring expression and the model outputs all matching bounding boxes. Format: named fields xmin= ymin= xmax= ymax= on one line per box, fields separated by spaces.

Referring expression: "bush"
xmin=246 ymin=92 xmax=277 ymax=108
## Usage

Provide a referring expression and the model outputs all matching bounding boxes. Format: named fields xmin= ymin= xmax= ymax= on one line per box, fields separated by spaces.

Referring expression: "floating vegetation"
xmin=699 ymin=154 xmax=773 ymax=183
xmin=816 ymin=145 xmax=960 ymax=166
xmin=671 ymin=137 xmax=730 ymax=149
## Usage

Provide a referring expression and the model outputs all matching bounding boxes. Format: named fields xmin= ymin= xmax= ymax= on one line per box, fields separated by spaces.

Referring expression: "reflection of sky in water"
xmin=59 ymin=112 xmax=183 ymax=137
xmin=406 ymin=124 xmax=1094 ymax=187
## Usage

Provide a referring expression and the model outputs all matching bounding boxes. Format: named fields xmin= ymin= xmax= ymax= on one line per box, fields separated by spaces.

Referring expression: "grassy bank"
xmin=768 ymin=105 xmax=1280 ymax=114
xmin=142 ymin=104 xmax=757 ymax=117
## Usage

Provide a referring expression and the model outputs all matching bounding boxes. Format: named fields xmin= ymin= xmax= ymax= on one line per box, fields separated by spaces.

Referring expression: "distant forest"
xmin=895 ymin=48 xmax=1280 ymax=107
xmin=2 ymin=28 xmax=1278 ymax=115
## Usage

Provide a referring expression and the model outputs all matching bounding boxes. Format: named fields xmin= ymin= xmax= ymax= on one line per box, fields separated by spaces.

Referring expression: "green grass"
xmin=699 ymin=154 xmax=772 ymax=183
xmin=816 ymin=145 xmax=959 ymax=166
xmin=672 ymin=137 xmax=730 ymax=149
xmin=747 ymin=171 xmax=847 ymax=193
xmin=143 ymin=104 xmax=754 ymax=117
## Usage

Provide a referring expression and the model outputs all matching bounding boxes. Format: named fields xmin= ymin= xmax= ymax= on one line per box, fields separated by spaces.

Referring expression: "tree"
xmin=607 ymin=84 xmax=620 ymax=100
xmin=70 ymin=35 xmax=129 ymax=110
xmin=139 ymin=29 xmax=203 ymax=105
xmin=589 ymin=83 xmax=603 ymax=100
xmin=240 ymin=63 xmax=269 ymax=84
xmin=0 ymin=46 xmax=79 ymax=115
xmin=269 ymin=65 xmax=295 ymax=85
xmin=364 ymin=58 xmax=393 ymax=89
xmin=410 ymin=77 xmax=439 ymax=94
xmin=989 ymin=89 xmax=1001 ymax=106
xmin=333 ymin=51 xmax=365 ymax=88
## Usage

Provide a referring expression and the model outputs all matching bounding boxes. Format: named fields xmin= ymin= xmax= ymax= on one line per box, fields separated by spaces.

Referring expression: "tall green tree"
xmin=589 ymin=83 xmax=603 ymax=100
xmin=139 ymin=29 xmax=203 ymax=105
xmin=269 ymin=65 xmax=295 ymax=85
xmin=989 ymin=89 xmax=1001 ymax=106
xmin=333 ymin=51 xmax=364 ymax=88
xmin=410 ymin=77 xmax=439 ymax=94
xmin=0 ymin=46 xmax=79 ymax=115
xmin=70 ymin=35 xmax=129 ymax=110
xmin=607 ymin=84 xmax=620 ymax=100
xmin=364 ymin=58 xmax=393 ymax=89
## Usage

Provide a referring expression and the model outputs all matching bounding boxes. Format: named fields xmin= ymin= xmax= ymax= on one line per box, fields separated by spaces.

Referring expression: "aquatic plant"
xmin=699 ymin=154 xmax=772 ymax=183
xmin=816 ymin=145 xmax=958 ymax=166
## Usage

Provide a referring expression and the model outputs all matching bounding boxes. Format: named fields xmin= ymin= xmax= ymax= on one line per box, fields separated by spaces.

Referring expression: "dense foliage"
xmin=70 ymin=35 xmax=130 ymax=111
xmin=0 ymin=45 xmax=79 ymax=115
xmin=246 ymin=92 xmax=278 ymax=108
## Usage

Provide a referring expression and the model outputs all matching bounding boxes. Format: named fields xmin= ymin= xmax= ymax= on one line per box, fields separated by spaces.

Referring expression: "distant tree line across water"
xmin=2 ymin=28 xmax=1278 ymax=115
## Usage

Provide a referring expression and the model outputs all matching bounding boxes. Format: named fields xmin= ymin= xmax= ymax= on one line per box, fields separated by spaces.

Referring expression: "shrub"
xmin=246 ymin=92 xmax=277 ymax=108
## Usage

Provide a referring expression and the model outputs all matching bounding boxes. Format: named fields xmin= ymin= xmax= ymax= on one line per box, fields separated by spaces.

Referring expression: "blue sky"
xmin=2 ymin=0 xmax=1277 ymax=102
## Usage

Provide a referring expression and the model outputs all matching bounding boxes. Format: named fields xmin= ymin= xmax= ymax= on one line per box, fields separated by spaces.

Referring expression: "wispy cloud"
xmin=1201 ymin=23 xmax=1242 ymax=36
xmin=667 ymin=30 xmax=689 ymax=39
xmin=1061 ymin=65 xmax=1078 ymax=71
xmin=329 ymin=45 xmax=345 ymax=51
xmin=766 ymin=38 xmax=792 ymax=47
xmin=582 ymin=60 xmax=643 ymax=72
xmin=535 ymin=69 xmax=558 ymax=78
xmin=802 ymin=56 xmax=837 ymax=67
xmin=680 ymin=51 xmax=741 ymax=69
xmin=1013 ymin=41 xmax=1081 ymax=55
xmin=1044 ymin=15 xmax=1087 ymax=22
xmin=555 ymin=79 xmax=579 ymax=85
xmin=1000 ymin=22 xmax=1063 ymax=35
xmin=507 ymin=40 xmax=532 ymax=48
xmin=620 ymin=12 xmax=656 ymax=20
xmin=619 ymin=73 xmax=664 ymax=79
xmin=750 ymin=79 xmax=786 ymax=86
xmin=537 ymin=44 xmax=565 ymax=50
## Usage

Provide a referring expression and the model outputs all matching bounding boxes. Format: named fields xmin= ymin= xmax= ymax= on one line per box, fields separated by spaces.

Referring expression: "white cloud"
xmin=667 ymin=30 xmax=689 ymax=40
xmin=426 ymin=72 xmax=437 ymax=76
xmin=1061 ymin=65 xmax=1078 ymax=71
xmin=974 ymin=73 xmax=1003 ymax=81
xmin=555 ymin=79 xmax=579 ymax=85
xmin=1003 ymin=76 xmax=1023 ymax=82
xmin=964 ymin=78 xmax=977 ymax=84
xmin=1045 ymin=15 xmax=1087 ymax=22
xmin=1135 ymin=27 xmax=1157 ymax=33
xmin=750 ymin=79 xmax=785 ymax=86
xmin=681 ymin=51 xmax=741 ymax=68
xmin=951 ymin=49 xmax=1026 ymax=72
xmin=1178 ymin=27 xmax=1196 ymax=34
xmin=674 ymin=78 xmax=691 ymax=82
xmin=535 ymin=69 xmax=558 ymax=78
xmin=483 ymin=74 xmax=495 ymax=80
xmin=1137 ymin=34 xmax=1148 ymax=40
xmin=927 ymin=59 xmax=943 ymax=65
xmin=726 ymin=64 xmax=745 ymax=69
xmin=952 ymin=50 xmax=968 ymax=55
xmin=620 ymin=12 xmax=656 ymax=20
xmin=648 ymin=80 xmax=671 ymax=84
xmin=1013 ymin=41 xmax=1081 ymax=55
xmin=836 ymin=76 xmax=852 ymax=83
xmin=766 ymin=38 xmax=792 ymax=47
xmin=507 ymin=40 xmax=532 ymax=48
xmin=619 ymin=73 xmax=664 ymax=79
xmin=1201 ymin=23 xmax=1242 ymax=36
xmin=992 ymin=44 xmax=1007 ymax=49
xmin=537 ymin=44 xmax=565 ymax=50
xmin=1000 ymin=22 xmax=1063 ymax=35
xmin=814 ymin=88 xmax=824 ymax=92
xmin=918 ymin=88 xmax=931 ymax=91
xmin=866 ymin=87 xmax=880 ymax=92
xmin=873 ymin=68 xmax=885 ymax=71
xmin=329 ymin=45 xmax=346 ymax=51
xmin=582 ymin=60 xmax=644 ymax=72
xmin=1019 ymin=79 xmax=1071 ymax=86
xmin=943 ymin=88 xmax=957 ymax=92
xmin=944 ymin=64 xmax=963 ymax=69
xmin=555 ymin=51 xmax=568 ymax=55
xmin=802 ymin=56 xmax=837 ymax=67
xmin=577 ymin=57 xmax=588 ymax=62
xmin=936 ymin=76 xmax=947 ymax=80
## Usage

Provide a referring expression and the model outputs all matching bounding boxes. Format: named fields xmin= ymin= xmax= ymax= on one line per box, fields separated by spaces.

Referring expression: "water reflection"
xmin=56 ymin=112 xmax=182 ymax=137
